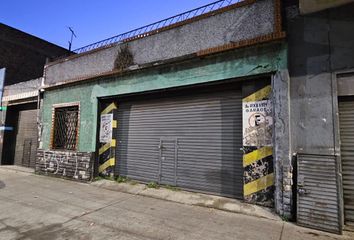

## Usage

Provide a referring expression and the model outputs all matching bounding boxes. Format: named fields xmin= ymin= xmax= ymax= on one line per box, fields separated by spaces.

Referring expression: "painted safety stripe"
xmin=101 ymin=102 xmax=117 ymax=115
xmin=244 ymin=173 xmax=274 ymax=196
xmin=112 ymin=120 xmax=117 ymax=128
xmin=243 ymin=85 xmax=271 ymax=102
xmin=99 ymin=139 xmax=116 ymax=155
xmin=99 ymin=158 xmax=115 ymax=173
xmin=243 ymin=146 xmax=273 ymax=167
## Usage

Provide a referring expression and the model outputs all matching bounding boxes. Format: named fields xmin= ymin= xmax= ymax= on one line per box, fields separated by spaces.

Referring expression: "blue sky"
xmin=1 ymin=0 xmax=215 ymax=50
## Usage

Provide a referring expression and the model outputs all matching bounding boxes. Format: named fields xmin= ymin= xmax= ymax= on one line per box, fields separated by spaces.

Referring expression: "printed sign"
xmin=243 ymin=100 xmax=273 ymax=146
xmin=99 ymin=114 xmax=113 ymax=143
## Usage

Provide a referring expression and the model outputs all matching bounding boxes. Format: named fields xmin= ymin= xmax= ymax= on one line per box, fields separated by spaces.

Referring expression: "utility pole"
xmin=67 ymin=27 xmax=77 ymax=51
xmin=0 ymin=68 xmax=5 ymax=110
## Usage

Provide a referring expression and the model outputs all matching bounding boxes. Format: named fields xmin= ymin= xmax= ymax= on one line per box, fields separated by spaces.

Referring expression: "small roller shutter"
xmin=297 ymin=154 xmax=341 ymax=234
xmin=116 ymin=88 xmax=243 ymax=198
xmin=339 ymin=100 xmax=354 ymax=228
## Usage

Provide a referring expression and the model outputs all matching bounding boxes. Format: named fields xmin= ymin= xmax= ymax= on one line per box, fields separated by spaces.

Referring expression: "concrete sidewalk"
xmin=92 ymin=179 xmax=280 ymax=221
xmin=0 ymin=167 xmax=353 ymax=240
xmin=0 ymin=165 xmax=35 ymax=174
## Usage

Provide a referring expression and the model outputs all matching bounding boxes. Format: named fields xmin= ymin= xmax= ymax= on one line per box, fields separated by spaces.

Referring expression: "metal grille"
xmin=53 ymin=106 xmax=79 ymax=150
xmin=54 ymin=0 xmax=244 ymax=59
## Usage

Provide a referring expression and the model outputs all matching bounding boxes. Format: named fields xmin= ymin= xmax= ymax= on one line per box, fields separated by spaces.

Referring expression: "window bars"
xmin=53 ymin=106 xmax=79 ymax=150
xmin=55 ymin=0 xmax=243 ymax=60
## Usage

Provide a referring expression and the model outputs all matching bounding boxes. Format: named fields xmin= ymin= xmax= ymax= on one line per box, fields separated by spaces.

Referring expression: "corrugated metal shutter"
xmin=297 ymin=154 xmax=341 ymax=234
xmin=339 ymin=100 xmax=354 ymax=227
xmin=116 ymin=89 xmax=243 ymax=198
xmin=14 ymin=109 xmax=38 ymax=168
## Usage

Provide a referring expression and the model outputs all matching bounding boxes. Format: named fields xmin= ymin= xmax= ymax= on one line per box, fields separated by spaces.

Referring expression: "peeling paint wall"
xmin=40 ymin=43 xmax=287 ymax=153
xmin=242 ymin=84 xmax=274 ymax=207
xmin=288 ymin=3 xmax=354 ymax=155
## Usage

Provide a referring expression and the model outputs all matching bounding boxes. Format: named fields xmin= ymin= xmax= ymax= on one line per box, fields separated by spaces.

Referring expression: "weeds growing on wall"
xmin=114 ymin=44 xmax=134 ymax=71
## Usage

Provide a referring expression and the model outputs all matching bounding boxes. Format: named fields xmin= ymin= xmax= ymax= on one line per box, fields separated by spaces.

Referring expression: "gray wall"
xmin=3 ymin=78 xmax=41 ymax=97
xmin=45 ymin=0 xmax=276 ymax=85
xmin=288 ymin=3 xmax=354 ymax=156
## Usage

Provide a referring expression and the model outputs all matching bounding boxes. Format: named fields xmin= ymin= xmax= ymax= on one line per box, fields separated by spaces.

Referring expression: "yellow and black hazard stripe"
xmin=243 ymin=146 xmax=274 ymax=196
xmin=242 ymin=85 xmax=274 ymax=205
xmin=99 ymin=102 xmax=118 ymax=176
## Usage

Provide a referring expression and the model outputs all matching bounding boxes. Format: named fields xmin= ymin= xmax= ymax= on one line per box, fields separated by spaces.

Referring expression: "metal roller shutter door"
xmin=14 ymin=109 xmax=38 ymax=168
xmin=339 ymin=100 xmax=354 ymax=227
xmin=116 ymin=89 xmax=243 ymax=198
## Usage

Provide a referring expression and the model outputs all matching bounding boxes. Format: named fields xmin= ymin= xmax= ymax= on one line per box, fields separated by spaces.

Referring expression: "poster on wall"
xmin=99 ymin=113 xmax=113 ymax=143
xmin=242 ymin=99 xmax=273 ymax=146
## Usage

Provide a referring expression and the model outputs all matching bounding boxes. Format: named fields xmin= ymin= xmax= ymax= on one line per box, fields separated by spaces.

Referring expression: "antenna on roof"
xmin=67 ymin=27 xmax=77 ymax=51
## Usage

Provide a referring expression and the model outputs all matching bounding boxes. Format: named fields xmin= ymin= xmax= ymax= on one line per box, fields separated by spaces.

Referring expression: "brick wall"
xmin=0 ymin=23 xmax=70 ymax=86
xmin=36 ymin=149 xmax=94 ymax=181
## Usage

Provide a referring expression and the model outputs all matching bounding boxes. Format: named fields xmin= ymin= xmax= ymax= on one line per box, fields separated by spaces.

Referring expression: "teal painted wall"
xmin=42 ymin=42 xmax=287 ymax=152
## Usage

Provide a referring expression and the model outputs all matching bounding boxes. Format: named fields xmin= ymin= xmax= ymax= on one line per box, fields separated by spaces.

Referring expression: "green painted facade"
xmin=42 ymin=42 xmax=287 ymax=152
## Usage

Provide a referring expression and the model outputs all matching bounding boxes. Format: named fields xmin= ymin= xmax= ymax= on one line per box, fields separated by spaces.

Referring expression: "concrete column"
xmin=272 ymin=70 xmax=293 ymax=219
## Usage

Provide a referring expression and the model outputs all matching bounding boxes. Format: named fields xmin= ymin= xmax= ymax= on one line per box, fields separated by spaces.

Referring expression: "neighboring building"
xmin=287 ymin=0 xmax=354 ymax=233
xmin=0 ymin=23 xmax=70 ymax=168
xmin=0 ymin=23 xmax=69 ymax=86
xmin=33 ymin=0 xmax=354 ymax=235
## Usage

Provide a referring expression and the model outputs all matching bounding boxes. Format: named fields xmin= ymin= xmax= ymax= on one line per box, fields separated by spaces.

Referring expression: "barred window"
xmin=52 ymin=105 xmax=79 ymax=150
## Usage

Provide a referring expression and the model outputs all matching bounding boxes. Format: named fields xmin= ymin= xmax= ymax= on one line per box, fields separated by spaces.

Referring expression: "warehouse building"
xmin=34 ymin=0 xmax=354 ymax=234
xmin=0 ymin=23 xmax=70 ymax=168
